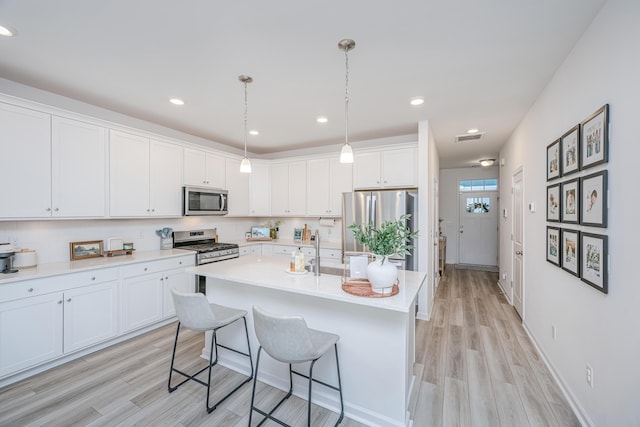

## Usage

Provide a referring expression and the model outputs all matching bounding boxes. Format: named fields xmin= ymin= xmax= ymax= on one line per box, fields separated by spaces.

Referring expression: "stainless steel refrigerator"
xmin=342 ymin=190 xmax=417 ymax=271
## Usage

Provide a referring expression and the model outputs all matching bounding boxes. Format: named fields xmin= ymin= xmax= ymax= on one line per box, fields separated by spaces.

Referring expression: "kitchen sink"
xmin=305 ymin=264 xmax=344 ymax=276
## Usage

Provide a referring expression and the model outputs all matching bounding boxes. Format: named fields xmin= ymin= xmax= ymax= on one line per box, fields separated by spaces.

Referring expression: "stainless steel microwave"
xmin=183 ymin=187 xmax=228 ymax=216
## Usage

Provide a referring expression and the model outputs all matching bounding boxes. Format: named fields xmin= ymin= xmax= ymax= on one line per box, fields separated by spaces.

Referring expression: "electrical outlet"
xmin=551 ymin=324 xmax=557 ymax=341
xmin=586 ymin=365 xmax=593 ymax=388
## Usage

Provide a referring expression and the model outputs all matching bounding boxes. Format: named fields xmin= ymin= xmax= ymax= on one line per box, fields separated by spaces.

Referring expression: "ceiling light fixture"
xmin=239 ymin=75 xmax=253 ymax=173
xmin=317 ymin=116 xmax=328 ymax=124
xmin=249 ymin=130 xmax=259 ymax=135
xmin=338 ymin=38 xmax=356 ymax=164
xmin=410 ymin=97 xmax=425 ymax=106
xmin=467 ymin=128 xmax=479 ymax=134
xmin=169 ymin=98 xmax=184 ymax=106
xmin=0 ymin=25 xmax=15 ymax=37
xmin=479 ymin=158 xmax=496 ymax=167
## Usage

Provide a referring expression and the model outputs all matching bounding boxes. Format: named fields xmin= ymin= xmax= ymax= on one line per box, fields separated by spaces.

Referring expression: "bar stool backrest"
xmin=252 ymin=306 xmax=316 ymax=363
xmin=171 ymin=289 xmax=218 ymax=331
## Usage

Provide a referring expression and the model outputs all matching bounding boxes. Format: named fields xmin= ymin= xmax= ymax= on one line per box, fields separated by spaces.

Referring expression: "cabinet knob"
xmin=146 ymin=209 xmax=150 ymax=212
xmin=144 ymin=267 xmax=148 ymax=271
xmin=165 ymin=276 xmax=169 ymax=280
xmin=179 ymin=261 xmax=182 ymax=265
xmin=151 ymin=208 xmax=155 ymax=212
xmin=54 ymin=207 xmax=59 ymax=212
xmin=91 ymin=276 xmax=96 ymax=280
xmin=58 ymin=300 xmax=63 ymax=304
xmin=46 ymin=207 xmax=51 ymax=212
xmin=66 ymin=298 xmax=72 ymax=302
xmin=28 ymin=288 xmax=34 ymax=292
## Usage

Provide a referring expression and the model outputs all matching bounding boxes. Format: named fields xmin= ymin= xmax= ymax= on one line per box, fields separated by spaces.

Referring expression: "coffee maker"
xmin=0 ymin=243 xmax=18 ymax=274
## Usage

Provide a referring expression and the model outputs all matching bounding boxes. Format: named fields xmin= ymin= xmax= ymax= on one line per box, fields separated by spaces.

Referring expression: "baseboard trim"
xmin=522 ymin=323 xmax=594 ymax=427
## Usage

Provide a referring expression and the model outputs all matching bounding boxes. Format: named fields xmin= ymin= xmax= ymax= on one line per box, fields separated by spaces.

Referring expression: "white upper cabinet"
xmin=353 ymin=147 xmax=417 ymax=189
xmin=0 ymin=103 xmax=51 ymax=218
xmin=184 ymin=148 xmax=226 ymax=189
xmin=52 ymin=117 xmax=107 ymax=217
xmin=306 ymin=157 xmax=352 ymax=216
xmin=250 ymin=161 xmax=270 ymax=216
xmin=225 ymin=157 xmax=250 ymax=216
xmin=271 ymin=161 xmax=306 ymax=216
xmin=0 ymin=105 xmax=108 ymax=219
xmin=109 ymin=130 xmax=183 ymax=217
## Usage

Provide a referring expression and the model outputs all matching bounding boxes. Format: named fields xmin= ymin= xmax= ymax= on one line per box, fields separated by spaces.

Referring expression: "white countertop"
xmin=0 ymin=249 xmax=195 ymax=284
xmin=189 ymin=255 xmax=426 ymax=313
xmin=234 ymin=238 xmax=341 ymax=250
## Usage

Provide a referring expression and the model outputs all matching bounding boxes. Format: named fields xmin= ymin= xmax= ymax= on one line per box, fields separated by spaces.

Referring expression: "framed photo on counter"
xmin=69 ymin=240 xmax=104 ymax=261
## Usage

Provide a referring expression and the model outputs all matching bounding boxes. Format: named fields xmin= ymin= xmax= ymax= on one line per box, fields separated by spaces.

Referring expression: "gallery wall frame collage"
xmin=546 ymin=104 xmax=609 ymax=294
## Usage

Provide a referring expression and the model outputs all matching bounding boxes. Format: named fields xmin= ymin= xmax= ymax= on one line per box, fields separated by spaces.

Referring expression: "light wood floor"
xmin=0 ymin=268 xmax=579 ymax=426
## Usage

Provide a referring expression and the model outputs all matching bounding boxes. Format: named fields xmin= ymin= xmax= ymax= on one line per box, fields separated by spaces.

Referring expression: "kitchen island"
xmin=189 ymin=255 xmax=426 ymax=427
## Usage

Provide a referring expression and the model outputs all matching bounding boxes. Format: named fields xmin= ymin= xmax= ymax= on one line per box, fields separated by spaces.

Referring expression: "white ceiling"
xmin=0 ymin=0 xmax=605 ymax=168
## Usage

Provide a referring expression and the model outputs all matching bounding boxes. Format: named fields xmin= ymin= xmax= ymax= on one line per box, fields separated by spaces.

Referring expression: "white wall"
xmin=498 ymin=1 xmax=639 ymax=425
xmin=439 ymin=166 xmax=499 ymax=265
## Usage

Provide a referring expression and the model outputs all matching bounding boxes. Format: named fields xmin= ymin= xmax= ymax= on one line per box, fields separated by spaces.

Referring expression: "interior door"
xmin=458 ymin=191 xmax=498 ymax=266
xmin=513 ymin=168 xmax=524 ymax=319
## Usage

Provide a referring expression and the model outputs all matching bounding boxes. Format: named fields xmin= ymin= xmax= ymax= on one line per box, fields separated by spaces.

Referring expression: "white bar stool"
xmin=249 ymin=305 xmax=344 ymax=426
xmin=168 ymin=289 xmax=253 ymax=413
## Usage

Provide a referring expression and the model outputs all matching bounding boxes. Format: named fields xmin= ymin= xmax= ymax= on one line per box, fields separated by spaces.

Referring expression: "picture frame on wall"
xmin=561 ymin=124 xmax=580 ymax=176
xmin=581 ymin=232 xmax=608 ymax=294
xmin=546 ymin=139 xmax=561 ymax=181
xmin=561 ymin=178 xmax=580 ymax=224
xmin=547 ymin=184 xmax=561 ymax=222
xmin=561 ymin=229 xmax=580 ymax=277
xmin=581 ymin=170 xmax=608 ymax=227
xmin=581 ymin=104 xmax=609 ymax=169
xmin=546 ymin=226 xmax=561 ymax=267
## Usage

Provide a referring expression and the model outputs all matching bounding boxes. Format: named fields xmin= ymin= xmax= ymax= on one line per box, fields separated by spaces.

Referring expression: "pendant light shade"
xmin=338 ymin=39 xmax=356 ymax=164
xmin=340 ymin=143 xmax=354 ymax=163
xmin=239 ymin=75 xmax=253 ymax=173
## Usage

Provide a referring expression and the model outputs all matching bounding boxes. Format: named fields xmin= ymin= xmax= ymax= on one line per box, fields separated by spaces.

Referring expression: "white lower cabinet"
xmin=239 ymin=245 xmax=262 ymax=257
xmin=0 ymin=279 xmax=118 ymax=377
xmin=162 ymin=268 xmax=196 ymax=318
xmin=121 ymin=255 xmax=195 ymax=333
xmin=0 ymin=292 xmax=63 ymax=377
xmin=63 ymin=281 xmax=118 ymax=354
xmin=0 ymin=254 xmax=194 ymax=382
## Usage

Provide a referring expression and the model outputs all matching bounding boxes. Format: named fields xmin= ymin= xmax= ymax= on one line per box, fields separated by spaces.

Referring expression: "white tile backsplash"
xmin=0 ymin=216 xmax=342 ymax=264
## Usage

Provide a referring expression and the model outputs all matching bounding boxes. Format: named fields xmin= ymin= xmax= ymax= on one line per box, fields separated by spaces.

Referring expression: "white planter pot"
xmin=367 ymin=255 xmax=398 ymax=294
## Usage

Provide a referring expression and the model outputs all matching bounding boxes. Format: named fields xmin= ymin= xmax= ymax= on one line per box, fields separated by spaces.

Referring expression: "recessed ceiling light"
xmin=316 ymin=116 xmax=328 ymax=123
xmin=410 ymin=97 xmax=425 ymax=106
xmin=169 ymin=98 xmax=184 ymax=106
xmin=249 ymin=130 xmax=259 ymax=136
xmin=467 ymin=128 xmax=479 ymax=134
xmin=0 ymin=25 xmax=16 ymax=37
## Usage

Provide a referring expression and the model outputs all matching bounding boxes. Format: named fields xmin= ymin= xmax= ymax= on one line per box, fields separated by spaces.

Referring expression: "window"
xmin=466 ymin=197 xmax=491 ymax=213
xmin=459 ymin=178 xmax=498 ymax=192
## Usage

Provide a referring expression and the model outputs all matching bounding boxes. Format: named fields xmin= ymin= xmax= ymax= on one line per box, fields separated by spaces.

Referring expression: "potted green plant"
xmin=348 ymin=214 xmax=418 ymax=293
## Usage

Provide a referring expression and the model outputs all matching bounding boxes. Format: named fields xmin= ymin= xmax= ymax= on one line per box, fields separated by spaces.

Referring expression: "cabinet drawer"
xmin=320 ymin=248 xmax=342 ymax=261
xmin=301 ymin=247 xmax=315 ymax=257
xmin=0 ymin=268 xmax=119 ymax=303
xmin=122 ymin=255 xmax=194 ymax=278
xmin=272 ymin=245 xmax=296 ymax=256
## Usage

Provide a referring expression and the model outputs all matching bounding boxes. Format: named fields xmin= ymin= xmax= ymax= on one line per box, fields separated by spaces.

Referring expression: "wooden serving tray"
xmin=105 ymin=249 xmax=135 ymax=257
xmin=341 ymin=277 xmax=399 ymax=298
xmin=246 ymin=237 xmax=272 ymax=241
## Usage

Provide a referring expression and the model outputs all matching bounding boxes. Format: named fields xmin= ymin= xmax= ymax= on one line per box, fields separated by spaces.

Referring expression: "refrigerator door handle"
xmin=371 ymin=195 xmax=377 ymax=225
xmin=366 ymin=195 xmax=371 ymax=224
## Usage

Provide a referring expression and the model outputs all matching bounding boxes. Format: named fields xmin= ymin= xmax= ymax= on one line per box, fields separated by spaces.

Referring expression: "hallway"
xmin=412 ymin=267 xmax=580 ymax=426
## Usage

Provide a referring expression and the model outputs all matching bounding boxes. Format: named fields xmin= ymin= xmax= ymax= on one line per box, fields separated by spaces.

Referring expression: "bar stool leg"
xmin=334 ymin=344 xmax=344 ymax=426
xmin=167 ymin=322 xmax=181 ymax=392
xmin=307 ymin=359 xmax=318 ymax=426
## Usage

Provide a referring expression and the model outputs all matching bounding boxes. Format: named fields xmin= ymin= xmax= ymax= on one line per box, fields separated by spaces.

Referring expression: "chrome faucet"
xmin=314 ymin=229 xmax=320 ymax=276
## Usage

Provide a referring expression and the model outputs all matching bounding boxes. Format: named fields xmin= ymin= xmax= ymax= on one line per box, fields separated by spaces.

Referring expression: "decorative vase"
xmin=367 ymin=255 xmax=398 ymax=293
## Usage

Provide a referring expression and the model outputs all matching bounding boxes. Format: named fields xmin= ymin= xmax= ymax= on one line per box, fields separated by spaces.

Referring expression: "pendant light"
xmin=239 ymin=75 xmax=253 ymax=173
xmin=338 ymin=39 xmax=355 ymax=164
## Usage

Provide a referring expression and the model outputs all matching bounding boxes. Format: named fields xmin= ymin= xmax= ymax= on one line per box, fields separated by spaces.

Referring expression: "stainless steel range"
xmin=173 ymin=229 xmax=239 ymax=264
xmin=173 ymin=229 xmax=239 ymax=294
